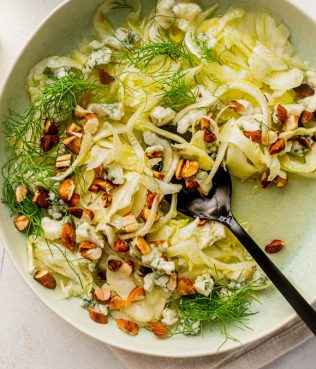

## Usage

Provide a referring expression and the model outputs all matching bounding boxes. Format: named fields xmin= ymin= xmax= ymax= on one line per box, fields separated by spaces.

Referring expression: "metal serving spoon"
xmin=175 ymin=166 xmax=316 ymax=335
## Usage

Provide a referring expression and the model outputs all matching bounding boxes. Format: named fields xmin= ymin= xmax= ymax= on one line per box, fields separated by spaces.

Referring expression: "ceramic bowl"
xmin=0 ymin=0 xmax=315 ymax=357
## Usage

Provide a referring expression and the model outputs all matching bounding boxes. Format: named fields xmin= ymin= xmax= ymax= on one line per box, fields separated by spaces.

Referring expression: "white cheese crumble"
xmin=88 ymin=102 xmax=125 ymax=121
xmin=85 ymin=48 xmax=112 ymax=72
xmin=154 ymin=274 xmax=170 ymax=288
xmin=41 ymin=217 xmax=64 ymax=240
xmin=151 ymin=258 xmax=175 ymax=275
xmin=53 ymin=66 xmax=70 ymax=79
xmin=193 ymin=274 xmax=214 ymax=296
xmin=198 ymin=32 xmax=217 ymax=49
xmin=105 ymin=27 xmax=140 ymax=50
xmin=141 ymin=248 xmax=162 ymax=265
xmin=106 ymin=165 xmax=125 ymax=185
xmin=161 ymin=308 xmax=178 ymax=325
xmin=76 ymin=222 xmax=104 ymax=248
xmin=150 ymin=106 xmax=176 ymax=126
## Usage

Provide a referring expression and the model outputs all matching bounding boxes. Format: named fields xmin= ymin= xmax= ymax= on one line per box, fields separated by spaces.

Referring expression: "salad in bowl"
xmin=3 ymin=0 xmax=316 ymax=342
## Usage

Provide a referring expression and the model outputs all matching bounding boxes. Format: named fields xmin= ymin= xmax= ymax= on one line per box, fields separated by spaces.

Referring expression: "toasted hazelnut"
xmin=67 ymin=207 xmax=83 ymax=219
xmin=269 ymin=138 xmax=285 ymax=155
xmin=294 ymin=84 xmax=315 ymax=97
xmin=120 ymin=260 xmax=135 ymax=277
xmin=114 ymin=239 xmax=130 ymax=253
xmin=109 ymin=295 xmax=125 ymax=311
xmin=175 ymin=159 xmax=185 ymax=180
xmin=41 ymin=134 xmax=59 ymax=152
xmin=58 ymin=178 xmax=75 ymax=203
xmin=33 ymin=189 xmax=50 ymax=208
xmin=135 ymin=237 xmax=151 ymax=255
xmin=203 ymin=129 xmax=217 ymax=143
xmin=166 ymin=272 xmax=178 ymax=291
xmin=73 ymin=105 xmax=89 ymax=119
xmin=103 ymin=193 xmax=113 ymax=208
xmin=108 ymin=259 xmax=122 ymax=272
xmin=177 ymin=277 xmax=196 ymax=296
xmin=56 ymin=154 xmax=71 ymax=170
xmin=149 ymin=322 xmax=167 ymax=339
xmin=297 ymin=136 xmax=313 ymax=150
xmin=94 ymin=286 xmax=111 ymax=305
xmin=261 ymin=130 xmax=278 ymax=146
xmin=146 ymin=192 xmax=158 ymax=209
xmin=181 ymin=160 xmax=200 ymax=178
xmin=79 ymin=241 xmax=102 ymax=261
xmin=123 ymin=212 xmax=139 ymax=233
xmin=63 ymin=136 xmax=82 ymax=155
xmin=15 ymin=185 xmax=28 ymax=202
xmin=61 ymin=223 xmax=76 ymax=250
xmin=185 ymin=180 xmax=199 ymax=189
xmin=89 ymin=308 xmax=108 ymax=324
xmin=94 ymin=164 xmax=105 ymax=178
xmin=82 ymin=210 xmax=95 ymax=222
xmin=98 ymin=68 xmax=115 ymax=85
xmin=82 ymin=91 xmax=90 ymax=109
xmin=13 ymin=215 xmax=30 ymax=231
xmin=145 ymin=150 xmax=163 ymax=159
xmin=300 ymin=111 xmax=314 ymax=125
xmin=153 ymin=171 xmax=165 ymax=180
xmin=83 ymin=113 xmax=99 ymax=135
xmin=67 ymin=123 xmax=83 ymax=134
xmin=117 ymin=319 xmax=139 ymax=336
xmin=274 ymin=176 xmax=288 ymax=188
xmin=260 ymin=170 xmax=271 ymax=189
xmin=199 ymin=117 xmax=210 ymax=130
xmin=243 ymin=130 xmax=262 ymax=143
xmin=34 ymin=270 xmax=56 ymax=289
xmin=276 ymin=104 xmax=288 ymax=125
xmin=43 ymin=119 xmax=58 ymax=135
xmin=197 ymin=219 xmax=207 ymax=226
xmin=141 ymin=209 xmax=160 ymax=223
xmin=69 ymin=193 xmax=80 ymax=207
xmin=229 ymin=100 xmax=245 ymax=113
xmin=125 ymin=287 xmax=146 ymax=306
xmin=265 ymin=239 xmax=285 ymax=254
xmin=90 ymin=178 xmax=117 ymax=193
xmin=282 ymin=115 xmax=299 ymax=131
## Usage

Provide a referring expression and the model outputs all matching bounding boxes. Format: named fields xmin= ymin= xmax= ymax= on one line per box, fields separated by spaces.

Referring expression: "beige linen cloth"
xmin=109 ymin=311 xmax=314 ymax=369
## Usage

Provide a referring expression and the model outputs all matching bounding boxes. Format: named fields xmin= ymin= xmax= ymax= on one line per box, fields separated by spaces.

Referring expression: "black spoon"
xmin=175 ymin=166 xmax=316 ymax=335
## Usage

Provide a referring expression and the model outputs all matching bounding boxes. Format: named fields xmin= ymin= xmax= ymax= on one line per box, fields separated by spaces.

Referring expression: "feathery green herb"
xmin=2 ymin=71 xmax=102 ymax=234
xmin=4 ymin=71 xmax=100 ymax=151
xmin=122 ymin=32 xmax=194 ymax=71
xmin=159 ymin=71 xmax=198 ymax=110
xmin=177 ymin=281 xmax=262 ymax=342
xmin=193 ymin=34 xmax=221 ymax=64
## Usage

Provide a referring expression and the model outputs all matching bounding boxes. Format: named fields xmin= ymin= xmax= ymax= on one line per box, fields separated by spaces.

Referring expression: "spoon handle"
xmin=226 ymin=216 xmax=316 ymax=336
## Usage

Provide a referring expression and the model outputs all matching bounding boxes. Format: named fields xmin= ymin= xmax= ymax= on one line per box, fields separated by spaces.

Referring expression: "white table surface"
xmin=0 ymin=1 xmax=315 ymax=368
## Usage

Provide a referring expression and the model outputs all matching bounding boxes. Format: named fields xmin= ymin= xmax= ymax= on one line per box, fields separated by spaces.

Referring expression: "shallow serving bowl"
xmin=0 ymin=0 xmax=316 ymax=357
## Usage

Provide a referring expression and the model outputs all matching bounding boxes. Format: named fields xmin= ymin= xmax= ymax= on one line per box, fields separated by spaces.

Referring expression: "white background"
xmin=0 ymin=1 xmax=315 ymax=368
